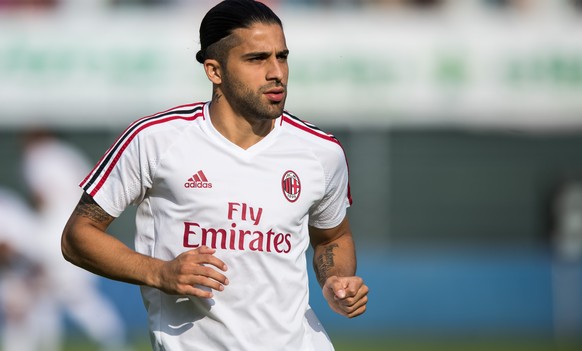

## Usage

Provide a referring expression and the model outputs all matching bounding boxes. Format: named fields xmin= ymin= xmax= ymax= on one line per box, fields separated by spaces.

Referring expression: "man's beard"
xmin=222 ymin=74 xmax=287 ymax=121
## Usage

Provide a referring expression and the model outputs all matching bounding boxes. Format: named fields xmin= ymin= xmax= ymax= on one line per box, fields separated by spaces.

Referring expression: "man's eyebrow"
xmin=242 ymin=49 xmax=289 ymax=59
xmin=242 ymin=51 xmax=270 ymax=59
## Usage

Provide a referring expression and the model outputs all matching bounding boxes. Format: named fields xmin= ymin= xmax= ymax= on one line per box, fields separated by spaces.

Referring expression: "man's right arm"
xmin=61 ymin=192 xmax=229 ymax=298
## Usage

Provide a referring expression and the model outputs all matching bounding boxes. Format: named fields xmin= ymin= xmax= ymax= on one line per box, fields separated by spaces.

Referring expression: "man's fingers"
xmin=195 ymin=265 xmax=229 ymax=286
xmin=171 ymin=263 xmax=229 ymax=297
xmin=184 ymin=246 xmax=228 ymax=271
xmin=161 ymin=246 xmax=231 ymax=297
xmin=326 ymin=276 xmax=369 ymax=318
xmin=331 ymin=276 xmax=365 ymax=300
xmin=187 ymin=272 xmax=227 ymax=292
xmin=180 ymin=251 xmax=230 ymax=286
xmin=326 ymin=277 xmax=347 ymax=299
xmin=343 ymin=292 xmax=368 ymax=311
xmin=195 ymin=245 xmax=216 ymax=255
xmin=335 ymin=280 xmax=368 ymax=303
xmin=181 ymin=284 xmax=215 ymax=299
xmin=346 ymin=301 xmax=367 ymax=318
xmin=331 ymin=287 xmax=368 ymax=318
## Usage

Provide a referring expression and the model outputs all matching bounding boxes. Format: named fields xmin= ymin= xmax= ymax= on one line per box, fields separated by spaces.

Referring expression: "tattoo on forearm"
xmin=74 ymin=193 xmax=113 ymax=224
xmin=315 ymin=243 xmax=339 ymax=286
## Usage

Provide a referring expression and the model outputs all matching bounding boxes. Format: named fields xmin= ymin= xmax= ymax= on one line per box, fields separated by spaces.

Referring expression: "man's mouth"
xmin=264 ymin=88 xmax=285 ymax=103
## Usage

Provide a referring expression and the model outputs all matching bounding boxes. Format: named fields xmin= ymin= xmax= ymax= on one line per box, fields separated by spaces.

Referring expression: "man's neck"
xmin=208 ymin=102 xmax=275 ymax=150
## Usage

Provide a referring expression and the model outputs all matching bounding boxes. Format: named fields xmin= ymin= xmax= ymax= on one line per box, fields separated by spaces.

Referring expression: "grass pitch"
xmin=63 ymin=336 xmax=582 ymax=351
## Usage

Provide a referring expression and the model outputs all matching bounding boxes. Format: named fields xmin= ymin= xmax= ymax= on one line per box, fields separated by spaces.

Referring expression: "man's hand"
xmin=157 ymin=246 xmax=229 ymax=298
xmin=322 ymin=275 xmax=368 ymax=318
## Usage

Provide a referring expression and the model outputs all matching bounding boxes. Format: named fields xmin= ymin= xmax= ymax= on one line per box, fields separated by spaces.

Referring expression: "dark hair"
xmin=196 ymin=0 xmax=282 ymax=64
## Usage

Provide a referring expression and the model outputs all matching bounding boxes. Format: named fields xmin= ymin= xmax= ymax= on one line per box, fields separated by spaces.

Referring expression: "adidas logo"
xmin=184 ymin=170 xmax=213 ymax=189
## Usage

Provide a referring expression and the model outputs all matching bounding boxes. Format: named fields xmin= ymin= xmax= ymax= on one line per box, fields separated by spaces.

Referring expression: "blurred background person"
xmin=21 ymin=129 xmax=131 ymax=351
xmin=0 ymin=186 xmax=55 ymax=351
xmin=551 ymin=179 xmax=582 ymax=262
xmin=550 ymin=179 xmax=582 ymax=340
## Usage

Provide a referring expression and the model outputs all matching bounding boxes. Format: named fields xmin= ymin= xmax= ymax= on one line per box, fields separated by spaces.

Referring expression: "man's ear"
xmin=204 ymin=59 xmax=222 ymax=84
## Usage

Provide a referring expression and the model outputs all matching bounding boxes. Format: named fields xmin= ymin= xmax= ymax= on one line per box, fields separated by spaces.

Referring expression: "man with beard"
xmin=61 ymin=1 xmax=368 ymax=350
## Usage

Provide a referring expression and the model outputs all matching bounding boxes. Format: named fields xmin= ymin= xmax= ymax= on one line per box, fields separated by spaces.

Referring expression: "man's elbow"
xmin=61 ymin=218 xmax=79 ymax=265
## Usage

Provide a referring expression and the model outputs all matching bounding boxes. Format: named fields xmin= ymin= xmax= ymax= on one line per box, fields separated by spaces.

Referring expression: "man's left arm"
xmin=310 ymin=216 xmax=369 ymax=318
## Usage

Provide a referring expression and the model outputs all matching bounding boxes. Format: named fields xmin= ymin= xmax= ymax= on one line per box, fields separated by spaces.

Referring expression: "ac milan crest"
xmin=281 ymin=170 xmax=301 ymax=203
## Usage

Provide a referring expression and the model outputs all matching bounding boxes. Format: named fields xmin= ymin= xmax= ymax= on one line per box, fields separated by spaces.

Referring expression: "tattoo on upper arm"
xmin=74 ymin=192 xmax=113 ymax=224
xmin=315 ymin=243 xmax=339 ymax=286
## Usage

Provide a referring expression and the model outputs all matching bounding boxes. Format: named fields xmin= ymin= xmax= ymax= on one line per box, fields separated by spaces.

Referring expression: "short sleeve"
xmin=308 ymin=147 xmax=351 ymax=229
xmin=80 ymin=131 xmax=154 ymax=217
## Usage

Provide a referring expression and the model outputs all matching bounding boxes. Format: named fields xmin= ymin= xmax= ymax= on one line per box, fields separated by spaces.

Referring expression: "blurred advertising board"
xmin=1 ymin=7 xmax=581 ymax=130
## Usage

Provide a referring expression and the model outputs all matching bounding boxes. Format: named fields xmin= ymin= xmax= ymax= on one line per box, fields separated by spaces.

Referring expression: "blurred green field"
xmin=332 ymin=338 xmax=582 ymax=351
xmin=63 ymin=336 xmax=582 ymax=351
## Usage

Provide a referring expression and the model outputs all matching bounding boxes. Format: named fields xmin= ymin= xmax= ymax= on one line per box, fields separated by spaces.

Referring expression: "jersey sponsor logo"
xmin=183 ymin=222 xmax=292 ymax=254
xmin=282 ymin=170 xmax=300 ymax=202
xmin=182 ymin=202 xmax=292 ymax=254
xmin=184 ymin=170 xmax=213 ymax=189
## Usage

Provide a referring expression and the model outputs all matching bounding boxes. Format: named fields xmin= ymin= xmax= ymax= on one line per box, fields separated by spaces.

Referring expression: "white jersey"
xmin=81 ymin=102 xmax=352 ymax=351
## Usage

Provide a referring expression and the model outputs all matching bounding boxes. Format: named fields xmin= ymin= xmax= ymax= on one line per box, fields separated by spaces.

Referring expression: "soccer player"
xmin=61 ymin=1 xmax=369 ymax=350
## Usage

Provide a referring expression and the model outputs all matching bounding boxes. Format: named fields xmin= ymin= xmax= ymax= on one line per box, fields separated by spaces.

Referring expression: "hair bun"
xmin=196 ymin=50 xmax=205 ymax=64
